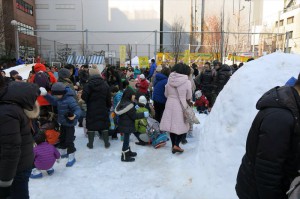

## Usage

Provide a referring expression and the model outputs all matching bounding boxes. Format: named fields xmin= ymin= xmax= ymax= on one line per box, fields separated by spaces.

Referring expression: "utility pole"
xmin=160 ymin=0 xmax=164 ymax=52
xmin=200 ymin=0 xmax=205 ymax=52
xmin=220 ymin=0 xmax=225 ymax=63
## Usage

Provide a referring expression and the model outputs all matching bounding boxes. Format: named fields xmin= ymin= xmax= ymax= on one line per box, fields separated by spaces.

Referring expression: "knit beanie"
xmin=89 ymin=65 xmax=101 ymax=77
xmin=140 ymin=74 xmax=145 ymax=79
xmin=58 ymin=68 xmax=71 ymax=79
xmin=51 ymin=82 xmax=66 ymax=95
xmin=138 ymin=95 xmax=147 ymax=105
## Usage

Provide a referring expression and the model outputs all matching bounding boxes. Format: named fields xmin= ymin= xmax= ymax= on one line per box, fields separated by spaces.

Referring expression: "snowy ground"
xmin=5 ymin=53 xmax=300 ymax=199
xmin=29 ymin=115 xmax=206 ymax=199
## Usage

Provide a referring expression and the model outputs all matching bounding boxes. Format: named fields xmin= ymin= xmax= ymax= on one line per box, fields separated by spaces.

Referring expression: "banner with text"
xmin=119 ymin=45 xmax=126 ymax=67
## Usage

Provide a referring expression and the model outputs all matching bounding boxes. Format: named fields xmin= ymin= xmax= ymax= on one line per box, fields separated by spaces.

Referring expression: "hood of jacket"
xmin=115 ymin=100 xmax=134 ymax=115
xmin=61 ymin=87 xmax=76 ymax=99
xmin=88 ymin=76 xmax=107 ymax=92
xmin=0 ymin=81 xmax=40 ymax=111
xmin=256 ymin=86 xmax=300 ymax=119
xmin=168 ymin=72 xmax=188 ymax=88
xmin=34 ymin=63 xmax=47 ymax=72
xmin=155 ymin=73 xmax=168 ymax=81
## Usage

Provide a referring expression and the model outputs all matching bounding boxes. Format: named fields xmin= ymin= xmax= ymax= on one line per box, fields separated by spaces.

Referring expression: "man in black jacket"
xmin=236 ymin=74 xmax=300 ymax=199
xmin=0 ymin=78 xmax=40 ymax=199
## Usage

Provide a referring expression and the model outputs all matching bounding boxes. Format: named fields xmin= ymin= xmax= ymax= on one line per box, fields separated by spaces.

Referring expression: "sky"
xmin=5 ymin=52 xmax=300 ymax=199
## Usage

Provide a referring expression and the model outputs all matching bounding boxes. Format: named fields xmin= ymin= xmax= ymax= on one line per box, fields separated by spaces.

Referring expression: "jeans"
xmin=10 ymin=169 xmax=31 ymax=199
xmin=59 ymin=125 xmax=76 ymax=154
xmin=122 ymin=133 xmax=131 ymax=151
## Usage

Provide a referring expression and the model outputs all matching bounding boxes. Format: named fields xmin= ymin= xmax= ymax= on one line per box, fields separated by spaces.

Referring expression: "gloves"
xmin=144 ymin=112 xmax=149 ymax=118
xmin=135 ymin=105 xmax=140 ymax=110
xmin=39 ymin=87 xmax=47 ymax=96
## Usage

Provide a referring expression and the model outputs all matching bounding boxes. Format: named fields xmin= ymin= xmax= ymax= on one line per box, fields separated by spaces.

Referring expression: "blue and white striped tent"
xmin=67 ymin=55 xmax=105 ymax=65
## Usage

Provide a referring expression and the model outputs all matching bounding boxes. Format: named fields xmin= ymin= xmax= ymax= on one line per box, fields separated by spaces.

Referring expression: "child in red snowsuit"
xmin=194 ymin=90 xmax=209 ymax=114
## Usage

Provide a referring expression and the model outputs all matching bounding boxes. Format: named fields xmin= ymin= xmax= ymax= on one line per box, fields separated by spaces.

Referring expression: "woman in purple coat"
xmin=160 ymin=63 xmax=192 ymax=154
xmin=30 ymin=133 xmax=60 ymax=179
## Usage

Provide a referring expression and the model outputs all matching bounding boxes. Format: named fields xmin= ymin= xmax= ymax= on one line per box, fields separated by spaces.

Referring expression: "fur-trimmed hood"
xmin=114 ymin=101 xmax=134 ymax=115
xmin=23 ymin=101 xmax=40 ymax=119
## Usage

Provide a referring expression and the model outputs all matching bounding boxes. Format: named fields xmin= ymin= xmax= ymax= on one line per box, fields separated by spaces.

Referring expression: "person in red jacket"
xmin=194 ymin=90 xmax=209 ymax=114
xmin=136 ymin=74 xmax=149 ymax=99
xmin=28 ymin=63 xmax=57 ymax=106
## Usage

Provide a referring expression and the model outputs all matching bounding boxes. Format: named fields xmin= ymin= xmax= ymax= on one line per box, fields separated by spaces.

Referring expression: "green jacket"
xmin=135 ymin=107 xmax=148 ymax=133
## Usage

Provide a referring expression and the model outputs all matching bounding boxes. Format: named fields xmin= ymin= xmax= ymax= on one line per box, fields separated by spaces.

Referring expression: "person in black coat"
xmin=215 ymin=64 xmax=231 ymax=94
xmin=114 ymin=88 xmax=149 ymax=162
xmin=0 ymin=79 xmax=40 ymax=199
xmin=82 ymin=66 xmax=111 ymax=149
xmin=236 ymin=78 xmax=300 ymax=199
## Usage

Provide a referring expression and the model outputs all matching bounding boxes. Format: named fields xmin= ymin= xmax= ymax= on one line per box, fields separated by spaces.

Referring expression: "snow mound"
xmin=195 ymin=52 xmax=300 ymax=199
xmin=4 ymin=64 xmax=34 ymax=80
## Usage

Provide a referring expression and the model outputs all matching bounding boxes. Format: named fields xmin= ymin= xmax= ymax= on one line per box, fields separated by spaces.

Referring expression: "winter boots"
xmin=59 ymin=148 xmax=68 ymax=158
xmin=87 ymin=130 xmax=110 ymax=149
xmin=102 ymin=130 xmax=110 ymax=148
xmin=87 ymin=131 xmax=95 ymax=149
xmin=121 ymin=149 xmax=135 ymax=162
xmin=30 ymin=168 xmax=55 ymax=179
xmin=66 ymin=153 xmax=76 ymax=167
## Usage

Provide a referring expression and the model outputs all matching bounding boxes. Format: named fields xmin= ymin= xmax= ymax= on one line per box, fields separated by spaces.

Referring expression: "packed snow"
xmin=5 ymin=52 xmax=300 ymax=199
xmin=4 ymin=64 xmax=34 ymax=80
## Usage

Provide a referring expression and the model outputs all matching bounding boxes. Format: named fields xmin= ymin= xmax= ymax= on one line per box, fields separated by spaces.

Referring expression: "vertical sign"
xmin=139 ymin=56 xmax=149 ymax=68
xmin=119 ymin=45 xmax=126 ymax=67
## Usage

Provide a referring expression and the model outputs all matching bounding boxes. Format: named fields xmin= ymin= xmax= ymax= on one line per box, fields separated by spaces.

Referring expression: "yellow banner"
xmin=139 ymin=56 xmax=149 ymax=68
xmin=119 ymin=45 xmax=126 ymax=67
xmin=156 ymin=53 xmax=164 ymax=66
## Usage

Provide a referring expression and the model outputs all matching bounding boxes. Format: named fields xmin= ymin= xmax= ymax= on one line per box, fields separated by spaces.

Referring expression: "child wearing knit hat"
xmin=41 ymin=82 xmax=81 ymax=167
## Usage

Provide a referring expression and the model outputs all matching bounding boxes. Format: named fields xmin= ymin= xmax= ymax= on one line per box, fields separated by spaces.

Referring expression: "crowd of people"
xmin=0 ymin=56 xmax=249 ymax=198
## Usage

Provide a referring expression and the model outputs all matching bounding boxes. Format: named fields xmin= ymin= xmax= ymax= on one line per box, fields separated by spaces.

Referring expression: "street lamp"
xmin=11 ymin=20 xmax=20 ymax=59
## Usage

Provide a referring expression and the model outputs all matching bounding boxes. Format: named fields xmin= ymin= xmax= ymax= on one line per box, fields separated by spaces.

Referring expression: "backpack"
xmin=146 ymin=117 xmax=168 ymax=148
xmin=34 ymin=71 xmax=51 ymax=91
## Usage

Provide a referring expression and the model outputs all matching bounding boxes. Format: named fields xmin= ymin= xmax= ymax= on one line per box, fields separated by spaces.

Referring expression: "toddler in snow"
xmin=134 ymin=95 xmax=150 ymax=146
xmin=41 ymin=82 xmax=81 ymax=167
xmin=194 ymin=90 xmax=209 ymax=114
xmin=30 ymin=133 xmax=60 ymax=179
xmin=114 ymin=88 xmax=149 ymax=162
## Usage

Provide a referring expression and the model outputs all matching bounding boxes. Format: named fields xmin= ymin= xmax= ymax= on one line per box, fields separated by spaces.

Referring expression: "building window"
xmin=17 ymin=23 xmax=34 ymax=36
xmin=279 ymin=19 xmax=284 ymax=26
xmin=56 ymin=25 xmax=76 ymax=30
xmin=36 ymin=4 xmax=49 ymax=9
xmin=288 ymin=31 xmax=293 ymax=38
xmin=16 ymin=0 xmax=33 ymax=16
xmin=287 ymin=16 xmax=294 ymax=24
xmin=36 ymin=25 xmax=50 ymax=30
xmin=275 ymin=21 xmax=278 ymax=26
xmin=55 ymin=4 xmax=75 ymax=9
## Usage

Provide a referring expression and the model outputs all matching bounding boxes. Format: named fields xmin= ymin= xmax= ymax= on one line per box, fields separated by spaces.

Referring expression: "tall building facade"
xmin=1 ymin=0 xmax=36 ymax=58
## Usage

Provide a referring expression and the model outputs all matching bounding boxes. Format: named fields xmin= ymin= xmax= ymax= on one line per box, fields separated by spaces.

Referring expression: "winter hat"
xmin=195 ymin=90 xmax=202 ymax=99
xmin=34 ymin=63 xmax=46 ymax=73
xmin=138 ymin=95 xmax=147 ymax=105
xmin=10 ymin=70 xmax=19 ymax=77
xmin=51 ymin=82 xmax=66 ymax=95
xmin=89 ymin=65 xmax=100 ymax=77
xmin=58 ymin=68 xmax=71 ymax=79
xmin=140 ymin=74 xmax=145 ymax=79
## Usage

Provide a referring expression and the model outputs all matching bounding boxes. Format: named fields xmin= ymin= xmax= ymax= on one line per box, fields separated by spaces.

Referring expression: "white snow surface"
xmin=5 ymin=53 xmax=300 ymax=199
xmin=4 ymin=64 xmax=34 ymax=80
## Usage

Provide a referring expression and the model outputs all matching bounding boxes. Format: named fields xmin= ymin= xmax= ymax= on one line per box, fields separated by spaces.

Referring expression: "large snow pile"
xmin=194 ymin=52 xmax=300 ymax=199
xmin=4 ymin=64 xmax=34 ymax=80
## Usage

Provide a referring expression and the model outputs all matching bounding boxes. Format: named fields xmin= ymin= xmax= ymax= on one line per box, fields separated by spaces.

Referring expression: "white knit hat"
xmin=89 ymin=65 xmax=100 ymax=76
xmin=195 ymin=90 xmax=202 ymax=99
xmin=138 ymin=95 xmax=147 ymax=105
xmin=140 ymin=74 xmax=145 ymax=79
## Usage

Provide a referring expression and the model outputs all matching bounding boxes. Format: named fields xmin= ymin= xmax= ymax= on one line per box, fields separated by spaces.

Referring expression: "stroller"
xmin=140 ymin=117 xmax=168 ymax=149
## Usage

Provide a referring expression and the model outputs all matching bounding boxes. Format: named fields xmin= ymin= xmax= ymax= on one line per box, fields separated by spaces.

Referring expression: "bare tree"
xmin=170 ymin=17 xmax=185 ymax=64
xmin=202 ymin=15 xmax=222 ymax=60
xmin=0 ymin=3 xmax=14 ymax=57
xmin=126 ymin=44 xmax=132 ymax=67
xmin=56 ymin=47 xmax=72 ymax=64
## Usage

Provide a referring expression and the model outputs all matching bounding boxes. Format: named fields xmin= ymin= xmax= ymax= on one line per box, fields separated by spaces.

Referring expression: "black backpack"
xmin=34 ymin=72 xmax=51 ymax=91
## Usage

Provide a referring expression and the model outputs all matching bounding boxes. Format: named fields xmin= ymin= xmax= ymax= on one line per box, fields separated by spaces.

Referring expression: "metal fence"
xmin=35 ymin=30 xmax=291 ymax=66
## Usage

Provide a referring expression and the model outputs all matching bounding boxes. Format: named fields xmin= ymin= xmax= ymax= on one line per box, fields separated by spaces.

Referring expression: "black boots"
xmin=102 ymin=130 xmax=110 ymax=148
xmin=87 ymin=131 xmax=95 ymax=149
xmin=121 ymin=147 xmax=137 ymax=162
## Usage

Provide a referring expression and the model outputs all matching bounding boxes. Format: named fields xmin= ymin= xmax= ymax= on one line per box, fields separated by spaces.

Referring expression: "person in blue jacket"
xmin=152 ymin=67 xmax=170 ymax=122
xmin=147 ymin=59 xmax=157 ymax=80
xmin=40 ymin=82 xmax=81 ymax=167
